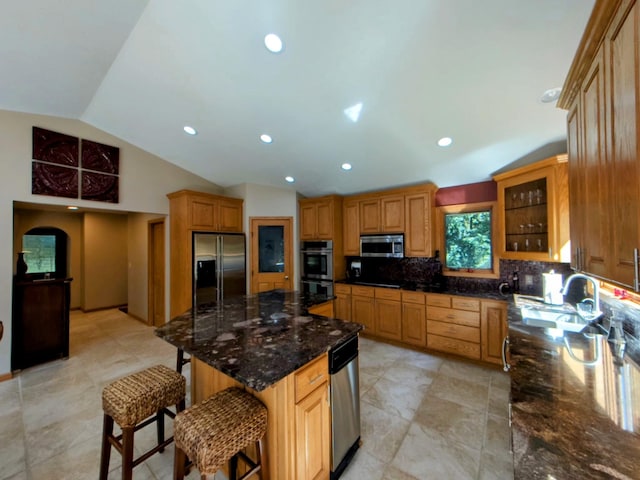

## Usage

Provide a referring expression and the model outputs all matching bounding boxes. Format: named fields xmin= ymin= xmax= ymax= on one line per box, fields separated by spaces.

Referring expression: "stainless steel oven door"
xmin=301 ymin=279 xmax=334 ymax=297
xmin=300 ymin=249 xmax=333 ymax=280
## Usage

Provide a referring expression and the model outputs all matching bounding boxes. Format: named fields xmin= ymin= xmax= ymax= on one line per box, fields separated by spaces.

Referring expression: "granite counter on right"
xmin=507 ymin=303 xmax=640 ymax=479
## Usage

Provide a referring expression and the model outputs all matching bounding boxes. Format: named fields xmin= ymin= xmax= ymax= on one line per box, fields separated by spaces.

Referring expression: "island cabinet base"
xmin=191 ymin=353 xmax=331 ymax=480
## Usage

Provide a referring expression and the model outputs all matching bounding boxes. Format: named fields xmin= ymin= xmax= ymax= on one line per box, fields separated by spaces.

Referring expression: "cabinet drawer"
xmin=375 ymin=288 xmax=402 ymax=301
xmin=427 ymin=320 xmax=480 ymax=343
xmin=426 ymin=294 xmax=451 ymax=308
xmin=427 ymin=334 xmax=481 ymax=359
xmin=402 ymin=291 xmax=426 ymax=305
xmin=351 ymin=285 xmax=375 ymax=297
xmin=451 ymin=297 xmax=480 ymax=312
xmin=295 ymin=354 xmax=328 ymax=403
xmin=427 ymin=306 xmax=480 ymax=327
xmin=335 ymin=283 xmax=352 ymax=295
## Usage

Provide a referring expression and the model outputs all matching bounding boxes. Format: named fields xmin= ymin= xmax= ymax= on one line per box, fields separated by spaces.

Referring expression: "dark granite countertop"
xmin=508 ymin=303 xmax=640 ymax=479
xmin=155 ymin=290 xmax=362 ymax=392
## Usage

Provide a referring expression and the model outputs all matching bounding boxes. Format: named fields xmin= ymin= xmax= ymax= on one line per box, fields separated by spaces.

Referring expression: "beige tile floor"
xmin=0 ymin=309 xmax=513 ymax=480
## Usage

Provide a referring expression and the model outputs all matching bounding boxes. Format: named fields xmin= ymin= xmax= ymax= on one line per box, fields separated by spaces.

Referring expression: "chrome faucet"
xmin=561 ymin=273 xmax=601 ymax=320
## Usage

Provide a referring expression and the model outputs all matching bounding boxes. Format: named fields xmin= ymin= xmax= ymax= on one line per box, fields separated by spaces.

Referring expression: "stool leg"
xmin=173 ymin=445 xmax=186 ymax=480
xmin=121 ymin=426 xmax=134 ymax=480
xmin=258 ymin=437 xmax=268 ymax=480
xmin=229 ymin=454 xmax=238 ymax=480
xmin=99 ymin=414 xmax=113 ymax=480
xmin=157 ymin=410 xmax=165 ymax=452
xmin=176 ymin=349 xmax=184 ymax=373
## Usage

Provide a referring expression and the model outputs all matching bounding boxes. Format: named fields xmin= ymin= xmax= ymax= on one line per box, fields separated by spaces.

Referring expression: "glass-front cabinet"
xmin=494 ymin=154 xmax=570 ymax=262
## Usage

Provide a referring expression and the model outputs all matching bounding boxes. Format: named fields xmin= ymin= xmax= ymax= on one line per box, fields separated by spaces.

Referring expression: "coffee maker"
xmin=346 ymin=259 xmax=361 ymax=281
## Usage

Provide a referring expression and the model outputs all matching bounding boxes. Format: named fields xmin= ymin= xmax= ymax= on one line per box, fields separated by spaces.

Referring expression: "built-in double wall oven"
xmin=301 ymin=240 xmax=334 ymax=296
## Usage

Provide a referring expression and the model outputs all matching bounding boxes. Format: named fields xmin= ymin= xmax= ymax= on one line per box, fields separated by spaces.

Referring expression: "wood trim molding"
xmin=558 ymin=0 xmax=623 ymax=109
xmin=0 ymin=372 xmax=13 ymax=382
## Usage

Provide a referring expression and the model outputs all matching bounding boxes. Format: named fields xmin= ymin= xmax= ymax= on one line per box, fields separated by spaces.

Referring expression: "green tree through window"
xmin=444 ymin=211 xmax=492 ymax=270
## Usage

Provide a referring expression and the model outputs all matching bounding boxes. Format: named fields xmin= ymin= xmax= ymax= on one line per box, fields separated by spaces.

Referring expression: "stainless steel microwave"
xmin=360 ymin=234 xmax=404 ymax=258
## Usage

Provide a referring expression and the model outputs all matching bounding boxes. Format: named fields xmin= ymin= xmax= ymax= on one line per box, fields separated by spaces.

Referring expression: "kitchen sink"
xmin=514 ymin=294 xmax=593 ymax=333
xmin=519 ymin=306 xmax=589 ymax=332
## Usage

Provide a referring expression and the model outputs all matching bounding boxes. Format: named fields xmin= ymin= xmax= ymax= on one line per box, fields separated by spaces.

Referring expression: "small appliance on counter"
xmin=346 ymin=259 xmax=361 ymax=280
xmin=543 ymin=270 xmax=564 ymax=305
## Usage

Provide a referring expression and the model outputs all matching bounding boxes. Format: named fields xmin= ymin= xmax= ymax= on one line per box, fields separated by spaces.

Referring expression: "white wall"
xmin=0 ymin=109 xmax=222 ymax=376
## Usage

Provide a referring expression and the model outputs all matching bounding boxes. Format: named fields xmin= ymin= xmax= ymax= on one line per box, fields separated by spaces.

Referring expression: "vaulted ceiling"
xmin=0 ymin=0 xmax=594 ymax=197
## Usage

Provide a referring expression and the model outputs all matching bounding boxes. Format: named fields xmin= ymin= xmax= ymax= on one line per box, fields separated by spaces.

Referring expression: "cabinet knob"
xmin=285 ymin=275 xmax=289 ymax=280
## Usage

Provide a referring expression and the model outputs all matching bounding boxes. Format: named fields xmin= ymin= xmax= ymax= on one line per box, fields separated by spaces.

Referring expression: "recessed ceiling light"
xmin=285 ymin=176 xmax=295 ymax=183
xmin=341 ymin=163 xmax=352 ymax=171
xmin=183 ymin=125 xmax=197 ymax=135
xmin=67 ymin=206 xmax=79 ymax=210
xmin=264 ymin=33 xmax=283 ymax=53
xmin=344 ymin=103 xmax=363 ymax=123
xmin=437 ymin=137 xmax=453 ymax=147
xmin=540 ymin=87 xmax=562 ymax=103
xmin=260 ymin=134 xmax=273 ymax=144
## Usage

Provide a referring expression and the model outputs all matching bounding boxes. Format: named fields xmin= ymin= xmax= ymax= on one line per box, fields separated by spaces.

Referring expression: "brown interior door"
xmin=250 ymin=217 xmax=293 ymax=293
xmin=148 ymin=219 xmax=165 ymax=326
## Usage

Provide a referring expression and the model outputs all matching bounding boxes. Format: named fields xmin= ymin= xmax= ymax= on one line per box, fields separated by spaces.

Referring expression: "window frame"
xmin=435 ymin=201 xmax=499 ymax=279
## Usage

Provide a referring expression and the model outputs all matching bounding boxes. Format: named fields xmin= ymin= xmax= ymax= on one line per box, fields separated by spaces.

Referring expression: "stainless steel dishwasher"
xmin=330 ymin=334 xmax=361 ymax=479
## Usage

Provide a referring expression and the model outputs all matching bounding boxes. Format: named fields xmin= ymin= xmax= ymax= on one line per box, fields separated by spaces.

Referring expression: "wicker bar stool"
xmin=173 ymin=387 xmax=268 ymax=480
xmin=99 ymin=364 xmax=186 ymax=480
xmin=176 ymin=348 xmax=190 ymax=374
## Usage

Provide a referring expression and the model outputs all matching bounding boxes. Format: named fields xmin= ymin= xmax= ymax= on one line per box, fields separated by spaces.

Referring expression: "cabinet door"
xmin=217 ymin=199 xmax=243 ymax=232
xmin=191 ymin=199 xmax=216 ymax=228
xmin=351 ymin=295 xmax=375 ymax=334
xmin=295 ymin=383 xmax=330 ymax=480
xmin=335 ymin=293 xmax=352 ymax=321
xmin=375 ymin=299 xmax=402 ymax=341
xmin=315 ymin=201 xmax=334 ymax=239
xmin=581 ymin=45 xmax=610 ymax=278
xmin=567 ymin=97 xmax=584 ymax=270
xmin=359 ymin=199 xmax=380 ymax=233
xmin=381 ymin=195 xmax=404 ymax=232
xmin=300 ymin=203 xmax=317 ymax=240
xmin=606 ymin=2 xmax=640 ymax=288
xmin=343 ymin=201 xmax=360 ymax=255
xmin=405 ymin=192 xmax=432 ymax=257
xmin=402 ymin=302 xmax=426 ymax=346
xmin=480 ymin=300 xmax=507 ymax=365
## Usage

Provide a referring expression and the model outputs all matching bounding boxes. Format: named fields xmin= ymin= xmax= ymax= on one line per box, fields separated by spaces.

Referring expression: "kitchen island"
xmin=508 ymin=306 xmax=640 ymax=479
xmin=155 ymin=289 xmax=363 ymax=480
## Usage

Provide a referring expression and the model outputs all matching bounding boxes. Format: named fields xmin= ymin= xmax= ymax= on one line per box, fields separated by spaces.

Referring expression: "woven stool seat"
xmin=100 ymin=364 xmax=186 ymax=480
xmin=103 ymin=364 xmax=185 ymax=427
xmin=174 ymin=387 xmax=267 ymax=476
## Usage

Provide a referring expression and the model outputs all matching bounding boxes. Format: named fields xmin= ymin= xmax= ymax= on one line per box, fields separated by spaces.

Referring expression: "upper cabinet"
xmin=359 ymin=194 xmax=404 ymax=233
xmin=341 ymin=184 xmax=436 ymax=257
xmin=299 ymin=195 xmax=343 ymax=240
xmin=494 ymin=155 xmax=570 ymax=263
xmin=168 ymin=189 xmax=243 ymax=233
xmin=558 ymin=0 xmax=640 ymax=291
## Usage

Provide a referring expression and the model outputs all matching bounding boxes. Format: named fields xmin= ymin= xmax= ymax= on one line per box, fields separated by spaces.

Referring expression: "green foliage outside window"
xmin=444 ymin=211 xmax=492 ymax=270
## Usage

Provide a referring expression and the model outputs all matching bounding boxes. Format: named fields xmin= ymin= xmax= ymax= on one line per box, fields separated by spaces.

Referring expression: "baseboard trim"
xmin=0 ymin=372 xmax=13 ymax=383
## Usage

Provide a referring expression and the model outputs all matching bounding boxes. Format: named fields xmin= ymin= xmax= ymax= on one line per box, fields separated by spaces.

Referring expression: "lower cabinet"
xmin=351 ymin=286 xmax=376 ymax=334
xmin=334 ymin=284 xmax=352 ymax=321
xmin=374 ymin=288 xmax=402 ymax=341
xmin=401 ymin=291 xmax=426 ymax=347
xmin=426 ymin=294 xmax=481 ymax=360
xmin=307 ymin=300 xmax=334 ymax=318
xmin=480 ymin=300 xmax=508 ymax=365
xmin=295 ymin=356 xmax=330 ymax=480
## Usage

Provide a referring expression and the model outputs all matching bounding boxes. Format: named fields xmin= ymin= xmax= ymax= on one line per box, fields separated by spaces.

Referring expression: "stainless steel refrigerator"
xmin=193 ymin=232 xmax=246 ymax=307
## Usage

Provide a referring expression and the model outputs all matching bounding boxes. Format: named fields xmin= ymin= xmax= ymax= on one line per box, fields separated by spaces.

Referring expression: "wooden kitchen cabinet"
xmin=426 ymin=293 xmax=481 ymax=360
xmin=351 ymin=285 xmax=375 ymax=335
xmin=343 ymin=200 xmax=360 ymax=256
xmin=307 ymin=301 xmax=334 ymax=318
xmin=401 ymin=291 xmax=426 ymax=347
xmin=167 ymin=189 xmax=244 ymax=317
xmin=334 ymin=283 xmax=352 ymax=321
xmin=494 ymin=155 xmax=570 ymax=263
xmin=299 ymin=195 xmax=343 ymax=240
xmin=359 ymin=194 xmax=404 ymax=234
xmin=559 ymin=0 xmax=640 ymax=291
xmin=295 ymin=376 xmax=330 ymax=480
xmin=480 ymin=300 xmax=508 ymax=366
xmin=374 ymin=288 xmax=402 ymax=341
xmin=404 ymin=189 xmax=434 ymax=257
